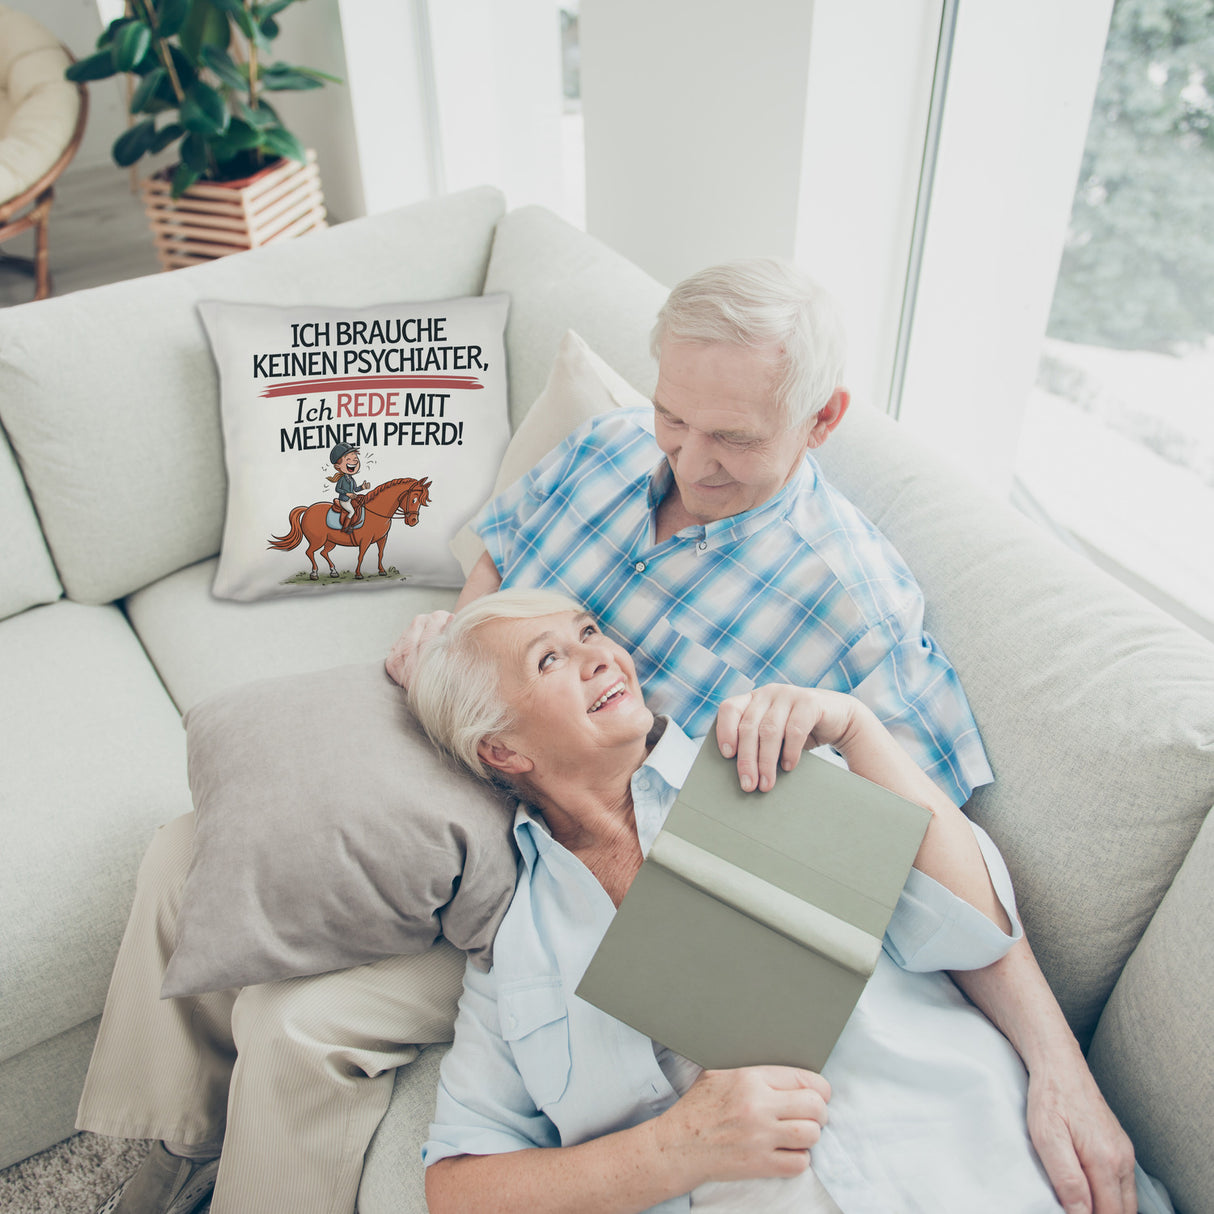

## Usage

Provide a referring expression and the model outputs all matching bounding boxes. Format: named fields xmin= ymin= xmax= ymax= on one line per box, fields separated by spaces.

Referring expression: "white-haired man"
xmin=388 ymin=260 xmax=1136 ymax=1214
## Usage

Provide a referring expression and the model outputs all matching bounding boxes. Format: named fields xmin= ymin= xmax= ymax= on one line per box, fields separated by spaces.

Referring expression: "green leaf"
xmin=150 ymin=122 xmax=185 ymax=153
xmin=112 ymin=20 xmax=152 ymax=72
xmin=112 ymin=119 xmax=157 ymax=167
xmin=171 ymin=162 xmax=201 ymax=197
xmin=259 ymin=15 xmax=279 ymax=40
xmin=180 ymin=131 xmax=210 ymax=172
xmin=259 ymin=62 xmax=323 ymax=91
xmin=155 ymin=0 xmax=191 ymax=40
xmin=259 ymin=125 xmax=305 ymax=163
xmin=255 ymin=0 xmax=297 ymax=19
xmin=96 ymin=17 xmax=128 ymax=50
xmin=167 ymin=44 xmax=198 ymax=91
xmin=181 ymin=80 xmax=230 ymax=135
xmin=129 ymin=67 xmax=168 ymax=113
xmin=234 ymin=97 xmax=279 ymax=129
xmin=180 ymin=0 xmax=231 ymax=63
xmin=221 ymin=118 xmax=263 ymax=150
xmin=200 ymin=44 xmax=248 ymax=90
xmin=293 ymin=65 xmax=343 ymax=85
xmin=66 ymin=50 xmax=119 ymax=83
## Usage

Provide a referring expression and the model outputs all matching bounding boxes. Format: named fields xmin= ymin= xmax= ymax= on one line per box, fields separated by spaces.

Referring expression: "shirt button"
xmin=634 ymin=561 xmax=646 ymax=573
xmin=697 ymin=541 xmax=708 ymax=551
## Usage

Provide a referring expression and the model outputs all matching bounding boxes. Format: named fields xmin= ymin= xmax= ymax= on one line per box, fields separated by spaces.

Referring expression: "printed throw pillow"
xmin=449 ymin=328 xmax=650 ymax=576
xmin=199 ymin=295 xmax=511 ymax=601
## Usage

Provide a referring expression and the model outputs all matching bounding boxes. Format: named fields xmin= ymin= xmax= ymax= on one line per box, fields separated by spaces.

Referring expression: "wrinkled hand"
xmin=715 ymin=684 xmax=859 ymax=792
xmin=1027 ymin=1063 xmax=1136 ymax=1214
xmin=655 ymin=1066 xmax=830 ymax=1186
xmin=385 ymin=610 xmax=453 ymax=689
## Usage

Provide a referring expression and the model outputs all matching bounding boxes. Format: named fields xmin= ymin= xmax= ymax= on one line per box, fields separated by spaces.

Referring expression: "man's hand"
xmin=385 ymin=610 xmax=453 ymax=689
xmin=714 ymin=684 xmax=859 ymax=792
xmin=1026 ymin=1061 xmax=1137 ymax=1214
xmin=653 ymin=1066 xmax=830 ymax=1186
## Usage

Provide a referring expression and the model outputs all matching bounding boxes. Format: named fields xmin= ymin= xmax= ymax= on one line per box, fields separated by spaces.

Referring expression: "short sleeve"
xmin=423 ymin=958 xmax=560 ymax=1167
xmin=883 ymin=821 xmax=1023 ymax=973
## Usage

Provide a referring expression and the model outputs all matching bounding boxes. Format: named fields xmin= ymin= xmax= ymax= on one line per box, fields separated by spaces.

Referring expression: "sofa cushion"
xmin=483 ymin=205 xmax=668 ymax=429
xmin=0 ymin=186 xmax=506 ymax=606
xmin=163 ymin=663 xmax=517 ymax=996
xmin=124 ymin=556 xmax=457 ymax=714
xmin=450 ymin=329 xmax=645 ymax=575
xmin=0 ymin=600 xmax=191 ymax=1063
xmin=1088 ymin=804 xmax=1214 ymax=1214
xmin=197 ymin=293 xmax=511 ymax=601
xmin=814 ymin=402 xmax=1214 ymax=1045
xmin=0 ymin=421 xmax=60 ymax=620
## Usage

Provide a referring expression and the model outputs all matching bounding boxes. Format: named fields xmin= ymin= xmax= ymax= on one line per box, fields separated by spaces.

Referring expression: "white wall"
xmin=579 ymin=0 xmax=818 ymax=288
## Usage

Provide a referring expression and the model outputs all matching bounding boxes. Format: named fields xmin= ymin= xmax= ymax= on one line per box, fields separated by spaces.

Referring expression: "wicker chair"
xmin=0 ymin=5 xmax=87 ymax=302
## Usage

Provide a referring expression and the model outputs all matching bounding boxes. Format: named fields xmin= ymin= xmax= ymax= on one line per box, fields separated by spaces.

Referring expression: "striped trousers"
xmin=76 ymin=813 xmax=466 ymax=1214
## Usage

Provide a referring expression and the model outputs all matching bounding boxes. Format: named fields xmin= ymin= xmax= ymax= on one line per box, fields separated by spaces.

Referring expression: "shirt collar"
xmin=512 ymin=716 xmax=702 ymax=869
xmin=645 ymin=456 xmax=818 ymax=547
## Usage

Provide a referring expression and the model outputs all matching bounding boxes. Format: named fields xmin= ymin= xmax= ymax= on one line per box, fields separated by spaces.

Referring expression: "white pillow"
xmin=199 ymin=295 xmax=511 ymax=601
xmin=449 ymin=328 xmax=651 ymax=575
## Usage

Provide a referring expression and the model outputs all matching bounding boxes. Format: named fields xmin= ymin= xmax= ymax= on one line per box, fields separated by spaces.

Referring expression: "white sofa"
xmin=1 ymin=186 xmax=1211 ymax=1214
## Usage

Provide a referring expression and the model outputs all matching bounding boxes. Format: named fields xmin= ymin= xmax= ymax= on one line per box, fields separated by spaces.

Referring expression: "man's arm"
xmin=951 ymin=942 xmax=1137 ymax=1214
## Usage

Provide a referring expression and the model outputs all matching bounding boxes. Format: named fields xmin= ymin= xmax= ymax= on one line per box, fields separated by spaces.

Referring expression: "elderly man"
xmin=389 ymin=260 xmax=1137 ymax=1214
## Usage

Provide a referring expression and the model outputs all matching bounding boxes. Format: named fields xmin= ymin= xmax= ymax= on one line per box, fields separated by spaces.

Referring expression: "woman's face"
xmin=477 ymin=610 xmax=653 ymax=775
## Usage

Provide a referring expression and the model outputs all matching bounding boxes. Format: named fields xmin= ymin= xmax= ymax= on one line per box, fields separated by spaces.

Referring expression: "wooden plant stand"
xmin=140 ymin=150 xmax=327 ymax=271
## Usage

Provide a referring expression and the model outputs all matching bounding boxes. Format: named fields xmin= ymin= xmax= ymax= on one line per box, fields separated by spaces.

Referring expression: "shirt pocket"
xmin=499 ymin=978 xmax=572 ymax=1110
xmin=636 ymin=615 xmax=754 ymax=722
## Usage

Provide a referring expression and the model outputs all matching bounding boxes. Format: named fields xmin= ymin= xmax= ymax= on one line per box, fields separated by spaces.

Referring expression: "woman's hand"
xmin=654 ymin=1066 xmax=831 ymax=1185
xmin=715 ymin=685 xmax=861 ymax=792
xmin=385 ymin=610 xmax=453 ymax=688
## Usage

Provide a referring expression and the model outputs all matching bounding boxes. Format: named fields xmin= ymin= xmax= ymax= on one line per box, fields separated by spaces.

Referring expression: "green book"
xmin=575 ymin=743 xmax=932 ymax=1072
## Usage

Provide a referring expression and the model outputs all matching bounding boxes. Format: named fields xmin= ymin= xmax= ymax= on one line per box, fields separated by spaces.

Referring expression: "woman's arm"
xmin=715 ymin=684 xmax=1010 ymax=931
xmin=427 ymin=1065 xmax=830 ymax=1214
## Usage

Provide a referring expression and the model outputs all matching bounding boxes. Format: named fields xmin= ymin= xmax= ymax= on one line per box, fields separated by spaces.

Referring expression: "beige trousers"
xmin=76 ymin=814 xmax=466 ymax=1214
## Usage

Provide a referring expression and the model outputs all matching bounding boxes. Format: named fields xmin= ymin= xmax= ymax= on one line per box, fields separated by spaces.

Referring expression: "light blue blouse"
xmin=424 ymin=721 xmax=1066 ymax=1212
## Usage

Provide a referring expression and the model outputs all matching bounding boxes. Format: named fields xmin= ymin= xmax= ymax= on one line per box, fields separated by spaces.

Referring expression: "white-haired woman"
xmin=409 ymin=587 xmax=1115 ymax=1214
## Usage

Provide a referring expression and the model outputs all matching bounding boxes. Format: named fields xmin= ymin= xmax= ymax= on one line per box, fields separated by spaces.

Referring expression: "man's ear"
xmin=805 ymin=388 xmax=850 ymax=450
xmin=477 ymin=738 xmax=533 ymax=777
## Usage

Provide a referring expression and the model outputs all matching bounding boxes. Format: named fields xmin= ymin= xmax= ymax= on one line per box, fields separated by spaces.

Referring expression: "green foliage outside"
xmin=1047 ymin=0 xmax=1214 ymax=352
xmin=65 ymin=0 xmax=339 ymax=196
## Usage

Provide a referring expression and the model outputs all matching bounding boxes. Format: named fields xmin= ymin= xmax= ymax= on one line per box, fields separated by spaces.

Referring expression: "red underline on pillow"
xmin=258 ymin=376 xmax=484 ymax=398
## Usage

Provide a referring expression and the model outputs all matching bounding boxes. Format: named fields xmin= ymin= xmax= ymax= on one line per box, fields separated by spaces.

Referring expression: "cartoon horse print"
xmin=268 ymin=477 xmax=433 ymax=581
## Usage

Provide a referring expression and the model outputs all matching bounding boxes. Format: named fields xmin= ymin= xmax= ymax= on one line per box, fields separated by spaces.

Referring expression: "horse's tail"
xmin=268 ymin=506 xmax=308 ymax=550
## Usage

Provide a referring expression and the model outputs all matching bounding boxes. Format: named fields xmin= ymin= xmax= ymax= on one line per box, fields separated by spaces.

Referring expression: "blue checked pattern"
xmin=475 ymin=408 xmax=992 ymax=805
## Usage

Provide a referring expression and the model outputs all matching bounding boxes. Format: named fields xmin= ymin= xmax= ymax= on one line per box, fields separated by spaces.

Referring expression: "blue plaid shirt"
xmin=474 ymin=407 xmax=992 ymax=805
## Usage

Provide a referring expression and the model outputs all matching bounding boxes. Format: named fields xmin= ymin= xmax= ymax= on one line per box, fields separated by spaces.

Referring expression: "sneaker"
xmin=96 ymin=1142 xmax=220 ymax=1214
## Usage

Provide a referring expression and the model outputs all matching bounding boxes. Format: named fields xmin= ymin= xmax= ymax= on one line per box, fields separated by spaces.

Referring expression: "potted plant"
xmin=66 ymin=0 xmax=339 ymax=268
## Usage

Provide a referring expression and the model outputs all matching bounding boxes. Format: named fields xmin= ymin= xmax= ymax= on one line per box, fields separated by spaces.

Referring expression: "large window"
xmin=1013 ymin=0 xmax=1214 ymax=636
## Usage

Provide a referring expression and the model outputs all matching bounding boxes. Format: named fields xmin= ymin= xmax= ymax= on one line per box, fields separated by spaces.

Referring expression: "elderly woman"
xmin=408 ymin=588 xmax=1093 ymax=1214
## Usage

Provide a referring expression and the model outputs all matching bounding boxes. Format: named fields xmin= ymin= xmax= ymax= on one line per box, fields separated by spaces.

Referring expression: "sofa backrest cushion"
xmin=814 ymin=402 xmax=1214 ymax=1046
xmin=483 ymin=205 xmax=668 ymax=429
xmin=0 ymin=186 xmax=506 ymax=605
xmin=0 ymin=421 xmax=60 ymax=619
xmin=1087 ymin=803 xmax=1214 ymax=1214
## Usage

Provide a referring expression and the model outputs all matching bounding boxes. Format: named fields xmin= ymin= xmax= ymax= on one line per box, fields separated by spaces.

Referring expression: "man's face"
xmin=339 ymin=452 xmax=360 ymax=474
xmin=478 ymin=610 xmax=653 ymax=778
xmin=652 ymin=340 xmax=815 ymax=524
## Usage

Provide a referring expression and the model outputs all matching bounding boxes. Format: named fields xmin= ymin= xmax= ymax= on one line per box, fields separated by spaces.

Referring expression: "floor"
xmin=0 ymin=162 xmax=162 ymax=308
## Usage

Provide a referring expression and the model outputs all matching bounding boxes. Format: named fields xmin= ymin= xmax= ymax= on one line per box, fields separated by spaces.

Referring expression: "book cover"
xmin=575 ymin=744 xmax=932 ymax=1071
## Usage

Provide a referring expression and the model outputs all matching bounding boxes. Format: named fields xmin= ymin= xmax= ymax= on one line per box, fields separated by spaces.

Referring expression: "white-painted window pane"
xmin=1014 ymin=0 xmax=1214 ymax=637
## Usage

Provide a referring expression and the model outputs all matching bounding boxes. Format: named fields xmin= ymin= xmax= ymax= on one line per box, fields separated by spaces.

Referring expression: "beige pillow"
xmin=162 ymin=662 xmax=519 ymax=997
xmin=449 ymin=329 xmax=650 ymax=575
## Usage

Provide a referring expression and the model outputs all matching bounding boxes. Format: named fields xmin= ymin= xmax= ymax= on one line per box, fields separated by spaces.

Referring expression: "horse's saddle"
xmin=327 ymin=498 xmax=364 ymax=532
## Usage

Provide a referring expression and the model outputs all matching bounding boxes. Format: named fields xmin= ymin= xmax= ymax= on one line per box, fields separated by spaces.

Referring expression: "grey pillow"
xmin=161 ymin=662 xmax=518 ymax=998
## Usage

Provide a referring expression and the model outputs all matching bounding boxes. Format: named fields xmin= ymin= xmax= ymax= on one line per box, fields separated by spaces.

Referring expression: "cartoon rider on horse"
xmin=326 ymin=442 xmax=370 ymax=533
